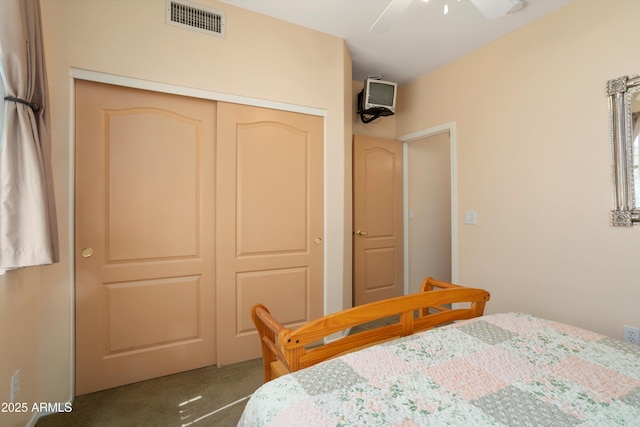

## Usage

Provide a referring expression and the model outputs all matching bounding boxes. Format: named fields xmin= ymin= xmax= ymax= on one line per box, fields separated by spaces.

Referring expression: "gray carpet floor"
xmin=34 ymin=318 xmax=396 ymax=426
xmin=35 ymin=358 xmax=264 ymax=427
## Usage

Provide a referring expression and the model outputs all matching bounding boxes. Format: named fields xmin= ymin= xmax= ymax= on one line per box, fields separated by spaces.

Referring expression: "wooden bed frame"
xmin=252 ymin=277 xmax=491 ymax=382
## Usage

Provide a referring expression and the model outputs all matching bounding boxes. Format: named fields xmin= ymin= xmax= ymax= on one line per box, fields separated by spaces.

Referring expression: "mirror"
xmin=608 ymin=73 xmax=640 ymax=226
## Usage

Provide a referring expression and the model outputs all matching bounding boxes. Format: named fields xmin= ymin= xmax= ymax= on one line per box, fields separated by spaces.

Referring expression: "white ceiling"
xmin=217 ymin=0 xmax=574 ymax=86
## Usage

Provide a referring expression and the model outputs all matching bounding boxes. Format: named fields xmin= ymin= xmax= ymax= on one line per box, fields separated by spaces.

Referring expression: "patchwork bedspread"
xmin=239 ymin=312 xmax=640 ymax=426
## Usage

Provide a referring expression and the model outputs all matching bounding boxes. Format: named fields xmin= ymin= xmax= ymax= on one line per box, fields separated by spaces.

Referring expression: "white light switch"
xmin=464 ymin=211 xmax=477 ymax=225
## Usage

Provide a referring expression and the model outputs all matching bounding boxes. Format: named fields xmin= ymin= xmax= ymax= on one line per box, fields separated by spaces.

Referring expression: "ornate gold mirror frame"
xmin=608 ymin=73 xmax=640 ymax=226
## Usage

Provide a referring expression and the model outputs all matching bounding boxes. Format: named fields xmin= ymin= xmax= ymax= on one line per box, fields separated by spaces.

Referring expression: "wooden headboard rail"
xmin=252 ymin=277 xmax=490 ymax=382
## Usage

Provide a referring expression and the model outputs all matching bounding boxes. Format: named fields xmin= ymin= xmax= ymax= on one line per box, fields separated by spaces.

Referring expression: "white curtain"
xmin=0 ymin=0 xmax=58 ymax=273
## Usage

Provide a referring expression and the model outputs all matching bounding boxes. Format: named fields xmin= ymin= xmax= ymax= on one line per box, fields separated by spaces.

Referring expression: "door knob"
xmin=314 ymin=237 xmax=323 ymax=245
xmin=355 ymin=230 xmax=368 ymax=236
xmin=81 ymin=247 xmax=94 ymax=258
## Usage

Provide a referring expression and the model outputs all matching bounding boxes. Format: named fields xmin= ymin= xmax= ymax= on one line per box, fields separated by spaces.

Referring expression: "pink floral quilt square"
xmin=547 ymin=356 xmax=640 ymax=399
xmin=465 ymin=346 xmax=538 ymax=384
xmin=424 ymin=357 xmax=508 ymax=401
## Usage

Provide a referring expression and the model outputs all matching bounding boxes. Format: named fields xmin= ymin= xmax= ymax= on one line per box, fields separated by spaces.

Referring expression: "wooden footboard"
xmin=251 ymin=277 xmax=490 ymax=382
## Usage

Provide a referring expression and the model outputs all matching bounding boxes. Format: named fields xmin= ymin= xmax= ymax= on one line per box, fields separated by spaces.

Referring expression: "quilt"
xmin=239 ymin=312 xmax=640 ymax=426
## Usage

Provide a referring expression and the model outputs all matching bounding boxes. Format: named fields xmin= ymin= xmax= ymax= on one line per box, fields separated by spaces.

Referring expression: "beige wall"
xmin=343 ymin=51 xmax=354 ymax=309
xmin=398 ymin=0 xmax=640 ymax=338
xmin=0 ymin=269 xmax=41 ymax=427
xmin=0 ymin=1 xmax=349 ymax=425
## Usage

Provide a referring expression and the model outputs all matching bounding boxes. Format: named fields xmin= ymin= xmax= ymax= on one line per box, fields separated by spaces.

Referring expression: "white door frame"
xmin=398 ymin=122 xmax=457 ymax=293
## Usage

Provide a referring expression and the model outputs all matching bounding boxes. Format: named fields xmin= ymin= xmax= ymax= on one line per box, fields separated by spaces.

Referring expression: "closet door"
xmin=216 ymin=102 xmax=324 ymax=365
xmin=75 ymin=80 xmax=216 ymax=394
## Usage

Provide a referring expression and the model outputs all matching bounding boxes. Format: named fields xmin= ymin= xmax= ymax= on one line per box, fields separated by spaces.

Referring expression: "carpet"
xmin=35 ymin=358 xmax=263 ymax=427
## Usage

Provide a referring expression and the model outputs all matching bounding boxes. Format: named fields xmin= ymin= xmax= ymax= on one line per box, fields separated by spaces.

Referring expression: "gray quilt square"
xmin=599 ymin=336 xmax=640 ymax=357
xmin=457 ymin=320 xmax=517 ymax=345
xmin=619 ymin=385 xmax=640 ymax=408
xmin=472 ymin=385 xmax=581 ymax=426
xmin=293 ymin=359 xmax=365 ymax=396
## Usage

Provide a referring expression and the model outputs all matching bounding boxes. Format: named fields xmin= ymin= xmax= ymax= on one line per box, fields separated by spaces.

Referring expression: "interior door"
xmin=353 ymin=134 xmax=403 ymax=306
xmin=216 ymin=102 xmax=324 ymax=366
xmin=75 ymin=80 xmax=216 ymax=395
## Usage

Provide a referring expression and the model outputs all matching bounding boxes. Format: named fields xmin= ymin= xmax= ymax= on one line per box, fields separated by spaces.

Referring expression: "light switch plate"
xmin=464 ymin=211 xmax=477 ymax=225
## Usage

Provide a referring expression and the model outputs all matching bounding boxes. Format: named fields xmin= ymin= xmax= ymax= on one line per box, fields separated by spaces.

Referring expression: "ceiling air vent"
xmin=166 ymin=0 xmax=225 ymax=38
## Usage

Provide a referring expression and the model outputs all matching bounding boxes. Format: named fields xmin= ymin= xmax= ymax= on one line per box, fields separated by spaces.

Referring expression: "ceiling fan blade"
xmin=369 ymin=0 xmax=413 ymax=33
xmin=469 ymin=0 xmax=525 ymax=20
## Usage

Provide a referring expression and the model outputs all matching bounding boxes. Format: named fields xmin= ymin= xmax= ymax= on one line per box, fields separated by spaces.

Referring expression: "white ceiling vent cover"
xmin=166 ymin=0 xmax=225 ymax=38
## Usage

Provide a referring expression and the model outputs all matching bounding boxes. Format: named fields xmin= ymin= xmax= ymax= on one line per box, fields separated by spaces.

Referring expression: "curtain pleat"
xmin=0 ymin=0 xmax=59 ymax=271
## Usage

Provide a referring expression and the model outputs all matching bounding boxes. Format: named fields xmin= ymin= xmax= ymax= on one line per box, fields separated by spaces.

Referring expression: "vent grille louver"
xmin=166 ymin=0 xmax=225 ymax=38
